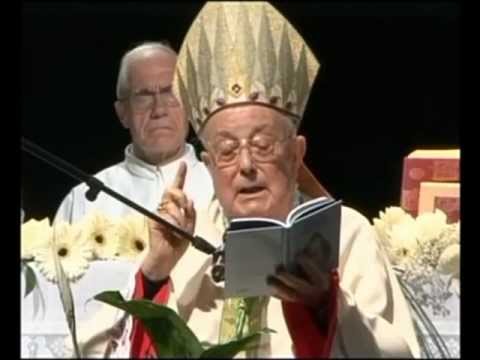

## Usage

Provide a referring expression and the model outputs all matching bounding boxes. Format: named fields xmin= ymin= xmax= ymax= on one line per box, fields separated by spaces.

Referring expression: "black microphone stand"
xmin=21 ymin=137 xmax=225 ymax=281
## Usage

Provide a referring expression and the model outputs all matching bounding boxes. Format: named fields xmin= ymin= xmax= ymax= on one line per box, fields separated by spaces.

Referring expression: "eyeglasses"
xmin=207 ymin=133 xmax=293 ymax=168
xmin=120 ymin=87 xmax=180 ymax=111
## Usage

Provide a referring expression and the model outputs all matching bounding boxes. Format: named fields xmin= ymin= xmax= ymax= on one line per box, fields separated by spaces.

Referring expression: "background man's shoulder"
xmin=69 ymin=161 xmax=127 ymax=195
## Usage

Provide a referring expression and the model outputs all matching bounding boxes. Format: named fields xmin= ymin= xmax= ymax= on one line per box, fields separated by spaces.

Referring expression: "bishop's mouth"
xmin=238 ymin=186 xmax=266 ymax=195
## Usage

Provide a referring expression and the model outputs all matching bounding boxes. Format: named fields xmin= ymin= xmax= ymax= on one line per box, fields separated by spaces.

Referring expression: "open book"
xmin=224 ymin=197 xmax=342 ymax=298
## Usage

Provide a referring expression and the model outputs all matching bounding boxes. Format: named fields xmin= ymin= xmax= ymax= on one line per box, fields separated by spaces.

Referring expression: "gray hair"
xmin=115 ymin=41 xmax=176 ymax=99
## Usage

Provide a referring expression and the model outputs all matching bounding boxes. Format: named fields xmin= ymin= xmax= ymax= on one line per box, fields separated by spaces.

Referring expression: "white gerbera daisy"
xmin=437 ymin=243 xmax=460 ymax=278
xmin=34 ymin=222 xmax=94 ymax=283
xmin=387 ymin=217 xmax=419 ymax=266
xmin=380 ymin=207 xmax=412 ymax=228
xmin=415 ymin=209 xmax=448 ymax=243
xmin=116 ymin=214 xmax=150 ymax=260
xmin=82 ymin=211 xmax=120 ymax=260
xmin=21 ymin=218 xmax=52 ymax=259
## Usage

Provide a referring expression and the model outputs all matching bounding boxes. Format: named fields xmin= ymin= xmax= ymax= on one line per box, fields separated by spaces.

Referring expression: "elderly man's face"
xmin=115 ymin=50 xmax=188 ymax=163
xmin=202 ymin=105 xmax=306 ymax=221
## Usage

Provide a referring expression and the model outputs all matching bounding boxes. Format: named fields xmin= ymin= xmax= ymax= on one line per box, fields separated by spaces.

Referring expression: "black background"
xmin=21 ymin=1 xmax=460 ymax=221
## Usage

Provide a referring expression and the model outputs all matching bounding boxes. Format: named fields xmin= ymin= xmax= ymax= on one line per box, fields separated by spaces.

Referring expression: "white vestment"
xmin=70 ymin=200 xmax=421 ymax=358
xmin=55 ymin=143 xmax=214 ymax=223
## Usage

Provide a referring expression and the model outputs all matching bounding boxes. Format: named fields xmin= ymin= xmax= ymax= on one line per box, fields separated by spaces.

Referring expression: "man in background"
xmin=55 ymin=42 xmax=213 ymax=222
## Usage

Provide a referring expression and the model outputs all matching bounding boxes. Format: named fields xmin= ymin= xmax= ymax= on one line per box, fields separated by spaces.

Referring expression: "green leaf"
xmin=200 ymin=328 xmax=276 ymax=358
xmin=200 ymin=333 xmax=260 ymax=358
xmin=23 ymin=262 xmax=37 ymax=298
xmin=95 ymin=291 xmax=203 ymax=358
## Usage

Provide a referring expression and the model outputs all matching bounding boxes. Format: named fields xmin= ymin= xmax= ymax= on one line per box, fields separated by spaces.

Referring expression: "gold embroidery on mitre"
xmin=173 ymin=2 xmax=320 ymax=134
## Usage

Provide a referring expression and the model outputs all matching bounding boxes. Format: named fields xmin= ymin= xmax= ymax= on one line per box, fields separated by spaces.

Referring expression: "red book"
xmin=418 ymin=182 xmax=460 ymax=223
xmin=400 ymin=149 xmax=460 ymax=217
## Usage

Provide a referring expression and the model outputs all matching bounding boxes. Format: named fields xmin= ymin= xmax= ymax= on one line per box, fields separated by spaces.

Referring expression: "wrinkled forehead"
xmin=200 ymin=104 xmax=295 ymax=142
xmin=127 ymin=52 xmax=177 ymax=91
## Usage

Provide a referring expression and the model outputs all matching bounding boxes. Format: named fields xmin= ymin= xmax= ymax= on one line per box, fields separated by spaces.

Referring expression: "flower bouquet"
xmin=21 ymin=211 xmax=152 ymax=284
xmin=373 ymin=207 xmax=460 ymax=358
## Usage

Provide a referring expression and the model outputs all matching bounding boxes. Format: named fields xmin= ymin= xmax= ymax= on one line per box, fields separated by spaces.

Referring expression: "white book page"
xmin=228 ymin=196 xmax=331 ymax=230
xmin=286 ymin=196 xmax=330 ymax=225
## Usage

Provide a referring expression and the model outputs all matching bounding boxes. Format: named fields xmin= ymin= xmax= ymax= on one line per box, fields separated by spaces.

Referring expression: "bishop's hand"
xmin=267 ymin=247 xmax=332 ymax=323
xmin=141 ymin=161 xmax=196 ymax=281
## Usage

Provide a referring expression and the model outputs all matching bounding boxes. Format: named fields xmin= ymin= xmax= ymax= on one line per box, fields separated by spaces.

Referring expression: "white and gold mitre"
xmin=173 ymin=2 xmax=320 ymax=134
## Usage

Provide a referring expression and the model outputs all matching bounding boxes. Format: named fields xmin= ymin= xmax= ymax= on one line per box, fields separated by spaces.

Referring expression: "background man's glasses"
xmin=120 ymin=88 xmax=180 ymax=111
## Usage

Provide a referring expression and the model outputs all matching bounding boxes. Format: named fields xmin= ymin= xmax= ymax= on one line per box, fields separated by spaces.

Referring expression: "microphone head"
xmin=85 ymin=187 xmax=100 ymax=202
